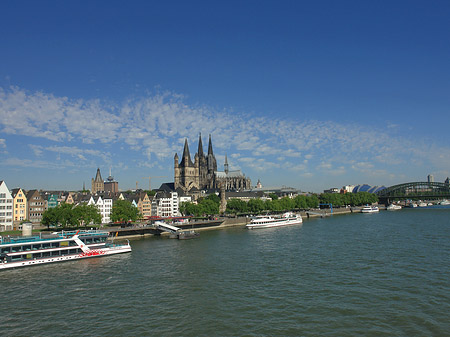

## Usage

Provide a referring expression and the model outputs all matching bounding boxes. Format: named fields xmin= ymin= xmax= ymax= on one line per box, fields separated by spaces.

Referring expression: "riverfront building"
xmin=0 ymin=181 xmax=14 ymax=231
xmin=11 ymin=188 xmax=27 ymax=227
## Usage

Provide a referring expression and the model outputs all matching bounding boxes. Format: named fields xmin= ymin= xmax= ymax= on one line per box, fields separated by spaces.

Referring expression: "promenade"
xmin=107 ymin=206 xmax=380 ymax=239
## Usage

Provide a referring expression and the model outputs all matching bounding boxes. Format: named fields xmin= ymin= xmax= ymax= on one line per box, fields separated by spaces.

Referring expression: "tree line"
xmin=179 ymin=192 xmax=379 ymax=216
xmin=41 ymin=200 xmax=140 ymax=229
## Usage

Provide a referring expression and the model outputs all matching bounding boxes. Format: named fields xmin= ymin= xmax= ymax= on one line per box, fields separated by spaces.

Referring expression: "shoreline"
xmin=111 ymin=206 xmax=378 ymax=240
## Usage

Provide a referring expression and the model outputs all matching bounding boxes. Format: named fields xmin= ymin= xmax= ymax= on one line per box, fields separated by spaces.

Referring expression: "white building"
xmin=88 ymin=196 xmax=113 ymax=224
xmin=0 ymin=181 xmax=14 ymax=231
xmin=342 ymin=185 xmax=356 ymax=193
xmin=151 ymin=191 xmax=179 ymax=217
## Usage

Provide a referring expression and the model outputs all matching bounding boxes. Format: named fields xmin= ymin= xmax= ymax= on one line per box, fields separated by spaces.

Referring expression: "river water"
xmin=1 ymin=207 xmax=449 ymax=336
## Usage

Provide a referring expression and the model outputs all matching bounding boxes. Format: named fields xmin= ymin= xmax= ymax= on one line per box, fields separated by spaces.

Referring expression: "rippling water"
xmin=1 ymin=207 xmax=449 ymax=336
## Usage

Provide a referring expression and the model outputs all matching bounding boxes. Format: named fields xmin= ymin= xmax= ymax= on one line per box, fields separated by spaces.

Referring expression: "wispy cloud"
xmin=1 ymin=86 xmax=449 ymax=186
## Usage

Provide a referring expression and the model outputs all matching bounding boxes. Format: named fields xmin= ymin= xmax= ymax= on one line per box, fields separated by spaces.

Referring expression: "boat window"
xmin=69 ymin=241 xmax=77 ymax=246
xmin=51 ymin=251 xmax=60 ymax=257
xmin=32 ymin=244 xmax=41 ymax=250
xmin=33 ymin=253 xmax=42 ymax=259
xmin=11 ymin=255 xmax=22 ymax=261
xmin=42 ymin=251 xmax=51 ymax=257
xmin=23 ymin=245 xmax=32 ymax=251
xmin=42 ymin=243 xmax=51 ymax=249
xmin=51 ymin=242 xmax=60 ymax=248
xmin=11 ymin=246 xmax=21 ymax=253
xmin=1 ymin=247 xmax=11 ymax=253
xmin=25 ymin=253 xmax=32 ymax=260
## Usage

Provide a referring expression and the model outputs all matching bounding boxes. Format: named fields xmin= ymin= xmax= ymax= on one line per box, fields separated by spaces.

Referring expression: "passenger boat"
xmin=439 ymin=200 xmax=450 ymax=206
xmin=246 ymin=212 xmax=302 ymax=229
xmin=361 ymin=206 xmax=379 ymax=213
xmin=0 ymin=230 xmax=131 ymax=270
xmin=386 ymin=204 xmax=402 ymax=211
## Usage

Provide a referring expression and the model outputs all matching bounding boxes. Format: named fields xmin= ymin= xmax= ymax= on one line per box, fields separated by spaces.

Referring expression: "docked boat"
xmin=246 ymin=212 xmax=302 ymax=229
xmin=439 ymin=200 xmax=450 ymax=206
xmin=361 ymin=206 xmax=379 ymax=213
xmin=177 ymin=230 xmax=200 ymax=240
xmin=0 ymin=230 xmax=131 ymax=270
xmin=387 ymin=204 xmax=402 ymax=211
xmin=418 ymin=202 xmax=428 ymax=207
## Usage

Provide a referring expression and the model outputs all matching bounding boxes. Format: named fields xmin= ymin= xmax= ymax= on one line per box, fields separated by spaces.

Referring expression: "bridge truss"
xmin=376 ymin=182 xmax=450 ymax=203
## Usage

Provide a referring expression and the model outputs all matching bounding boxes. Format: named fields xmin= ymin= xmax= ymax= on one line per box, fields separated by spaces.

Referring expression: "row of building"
xmin=0 ymin=179 xmax=186 ymax=231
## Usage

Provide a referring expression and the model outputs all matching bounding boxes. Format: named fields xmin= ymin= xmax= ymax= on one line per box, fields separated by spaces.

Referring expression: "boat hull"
xmin=246 ymin=217 xmax=302 ymax=229
xmin=0 ymin=245 xmax=131 ymax=270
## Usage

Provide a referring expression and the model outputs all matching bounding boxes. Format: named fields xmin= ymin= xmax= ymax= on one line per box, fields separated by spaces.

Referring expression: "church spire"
xmin=198 ymin=133 xmax=204 ymax=157
xmin=95 ymin=168 xmax=103 ymax=182
xmin=224 ymin=154 xmax=229 ymax=174
xmin=207 ymin=134 xmax=214 ymax=156
xmin=180 ymin=138 xmax=194 ymax=166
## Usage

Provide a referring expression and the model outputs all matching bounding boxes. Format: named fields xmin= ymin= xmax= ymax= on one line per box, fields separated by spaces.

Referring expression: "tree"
xmin=110 ymin=200 xmax=140 ymax=223
xmin=58 ymin=203 xmax=78 ymax=228
xmin=41 ymin=207 xmax=60 ymax=229
xmin=74 ymin=204 xmax=102 ymax=227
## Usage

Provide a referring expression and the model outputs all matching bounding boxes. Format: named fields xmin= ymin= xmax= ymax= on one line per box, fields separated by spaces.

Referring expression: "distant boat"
xmin=361 ymin=206 xmax=379 ymax=213
xmin=418 ymin=202 xmax=427 ymax=207
xmin=387 ymin=204 xmax=402 ymax=211
xmin=408 ymin=203 xmax=418 ymax=208
xmin=247 ymin=212 xmax=302 ymax=229
xmin=439 ymin=200 xmax=450 ymax=206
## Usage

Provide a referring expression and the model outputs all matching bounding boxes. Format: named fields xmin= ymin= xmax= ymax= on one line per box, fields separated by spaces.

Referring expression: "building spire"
xmin=207 ymin=134 xmax=214 ymax=156
xmin=198 ymin=133 xmax=204 ymax=157
xmin=95 ymin=168 xmax=103 ymax=182
xmin=224 ymin=154 xmax=229 ymax=174
xmin=180 ymin=138 xmax=194 ymax=166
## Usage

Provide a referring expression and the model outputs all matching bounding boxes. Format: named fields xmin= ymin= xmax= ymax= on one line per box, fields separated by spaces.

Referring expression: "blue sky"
xmin=0 ymin=0 xmax=449 ymax=193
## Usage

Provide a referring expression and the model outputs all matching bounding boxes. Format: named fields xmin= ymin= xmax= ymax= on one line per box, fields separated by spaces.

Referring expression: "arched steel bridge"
xmin=376 ymin=182 xmax=450 ymax=203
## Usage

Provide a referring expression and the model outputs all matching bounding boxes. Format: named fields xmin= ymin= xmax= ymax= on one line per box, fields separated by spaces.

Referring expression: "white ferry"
xmin=246 ymin=212 xmax=302 ymax=229
xmin=361 ymin=206 xmax=379 ymax=213
xmin=0 ymin=230 xmax=131 ymax=270
xmin=387 ymin=204 xmax=402 ymax=211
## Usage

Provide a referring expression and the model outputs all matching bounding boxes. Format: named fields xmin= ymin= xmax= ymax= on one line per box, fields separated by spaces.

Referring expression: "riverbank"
xmin=110 ymin=206 xmax=383 ymax=239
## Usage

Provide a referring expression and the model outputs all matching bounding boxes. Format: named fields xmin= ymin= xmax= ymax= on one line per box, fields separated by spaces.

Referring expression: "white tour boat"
xmin=386 ymin=204 xmax=402 ymax=211
xmin=246 ymin=212 xmax=302 ymax=229
xmin=0 ymin=230 xmax=131 ymax=270
xmin=361 ymin=206 xmax=379 ymax=213
xmin=439 ymin=200 xmax=450 ymax=206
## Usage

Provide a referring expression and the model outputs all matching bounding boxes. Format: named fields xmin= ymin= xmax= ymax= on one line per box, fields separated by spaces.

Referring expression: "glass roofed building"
xmin=352 ymin=184 xmax=386 ymax=194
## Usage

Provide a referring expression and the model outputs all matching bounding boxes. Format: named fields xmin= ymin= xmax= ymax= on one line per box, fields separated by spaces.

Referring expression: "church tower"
xmin=91 ymin=168 xmax=104 ymax=194
xmin=174 ymin=139 xmax=199 ymax=191
xmin=206 ymin=134 xmax=217 ymax=188
xmin=197 ymin=133 xmax=208 ymax=188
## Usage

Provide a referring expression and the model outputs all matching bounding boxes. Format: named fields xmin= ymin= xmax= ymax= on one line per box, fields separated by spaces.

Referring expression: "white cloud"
xmin=1 ymin=85 xmax=450 ymax=186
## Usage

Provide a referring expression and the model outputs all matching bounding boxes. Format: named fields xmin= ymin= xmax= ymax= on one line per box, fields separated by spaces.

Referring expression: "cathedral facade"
xmin=174 ymin=135 xmax=251 ymax=192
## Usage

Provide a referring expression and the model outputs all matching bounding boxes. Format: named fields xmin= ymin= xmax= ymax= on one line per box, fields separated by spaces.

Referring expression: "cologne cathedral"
xmin=174 ymin=134 xmax=251 ymax=192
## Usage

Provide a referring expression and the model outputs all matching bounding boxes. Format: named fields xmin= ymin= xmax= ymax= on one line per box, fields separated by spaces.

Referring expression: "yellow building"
xmin=138 ymin=192 xmax=152 ymax=219
xmin=11 ymin=188 xmax=27 ymax=227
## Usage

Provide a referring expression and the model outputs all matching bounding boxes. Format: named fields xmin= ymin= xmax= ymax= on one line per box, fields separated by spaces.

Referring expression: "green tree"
xmin=41 ymin=207 xmax=60 ymax=229
xmin=247 ymin=198 xmax=265 ymax=213
xmin=110 ymin=200 xmax=140 ymax=223
xmin=58 ymin=203 xmax=78 ymax=228
xmin=74 ymin=204 xmax=102 ymax=227
xmin=269 ymin=193 xmax=278 ymax=200
xmin=226 ymin=199 xmax=248 ymax=213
